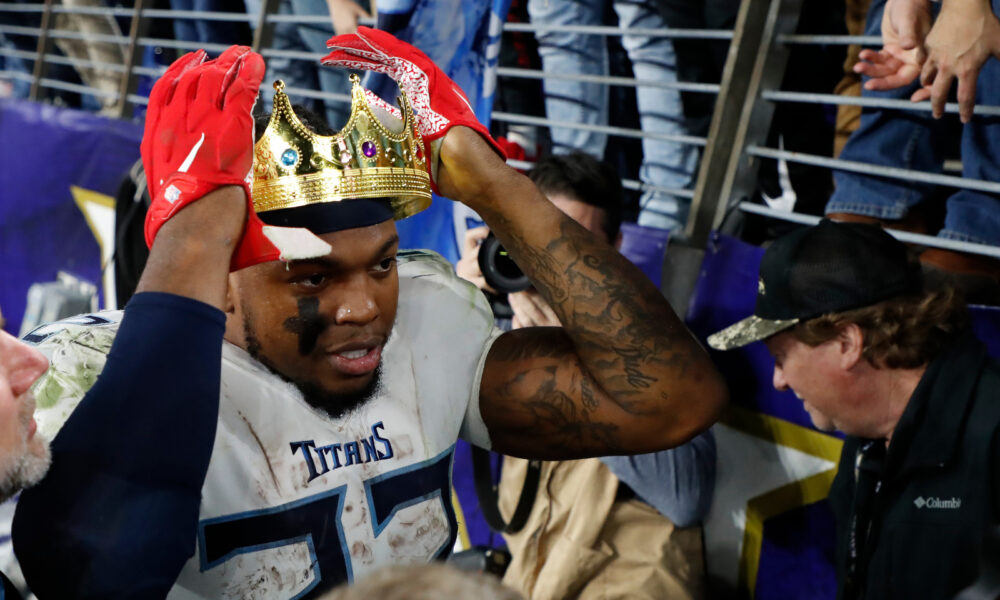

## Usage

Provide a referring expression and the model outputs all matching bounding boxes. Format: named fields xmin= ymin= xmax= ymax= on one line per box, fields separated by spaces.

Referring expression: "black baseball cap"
xmin=707 ymin=219 xmax=923 ymax=350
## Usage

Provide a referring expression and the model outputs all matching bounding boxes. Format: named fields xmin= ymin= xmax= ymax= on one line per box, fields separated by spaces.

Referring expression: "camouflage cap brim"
xmin=706 ymin=315 xmax=800 ymax=351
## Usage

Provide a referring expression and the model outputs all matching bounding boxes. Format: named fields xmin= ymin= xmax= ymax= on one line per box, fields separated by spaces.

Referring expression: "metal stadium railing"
xmin=2 ymin=0 xmax=999 ymax=291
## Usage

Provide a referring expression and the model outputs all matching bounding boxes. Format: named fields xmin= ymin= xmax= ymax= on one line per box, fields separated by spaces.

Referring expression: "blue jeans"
xmin=826 ymin=0 xmax=1000 ymax=246
xmin=171 ymin=0 xmax=246 ymax=46
xmin=527 ymin=0 xmax=699 ymax=231
xmin=245 ymin=0 xmax=360 ymax=128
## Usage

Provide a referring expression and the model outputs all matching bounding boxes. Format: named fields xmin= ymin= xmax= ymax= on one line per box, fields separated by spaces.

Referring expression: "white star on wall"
xmin=704 ymin=407 xmax=843 ymax=596
xmin=70 ymin=186 xmax=117 ymax=310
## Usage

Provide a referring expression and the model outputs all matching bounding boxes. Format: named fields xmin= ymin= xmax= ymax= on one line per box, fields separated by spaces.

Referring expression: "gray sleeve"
xmin=600 ymin=428 xmax=716 ymax=527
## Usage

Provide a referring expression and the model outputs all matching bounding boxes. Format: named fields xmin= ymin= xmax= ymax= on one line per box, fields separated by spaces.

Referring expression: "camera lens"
xmin=478 ymin=232 xmax=531 ymax=294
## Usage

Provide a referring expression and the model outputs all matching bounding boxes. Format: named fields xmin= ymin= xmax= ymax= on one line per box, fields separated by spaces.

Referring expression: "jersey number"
xmin=198 ymin=448 xmax=456 ymax=599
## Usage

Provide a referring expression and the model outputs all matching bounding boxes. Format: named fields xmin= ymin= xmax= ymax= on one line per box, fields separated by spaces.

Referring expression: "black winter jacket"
xmin=829 ymin=331 xmax=1000 ymax=600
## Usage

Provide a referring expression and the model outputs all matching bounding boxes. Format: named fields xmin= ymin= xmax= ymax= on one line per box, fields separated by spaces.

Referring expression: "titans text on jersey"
xmin=291 ymin=421 xmax=395 ymax=482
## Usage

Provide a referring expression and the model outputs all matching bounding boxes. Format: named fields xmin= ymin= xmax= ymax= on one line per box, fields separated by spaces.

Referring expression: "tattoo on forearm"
xmin=580 ymin=377 xmax=597 ymax=411
xmin=493 ymin=364 xmax=625 ymax=454
xmin=485 ymin=213 xmax=708 ymax=453
xmin=613 ymin=345 xmax=657 ymax=389
xmin=504 ymin=220 xmax=689 ymax=392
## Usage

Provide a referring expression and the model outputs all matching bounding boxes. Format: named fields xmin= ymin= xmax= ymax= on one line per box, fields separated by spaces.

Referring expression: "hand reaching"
xmin=509 ymin=289 xmax=560 ymax=329
xmin=855 ymin=0 xmax=931 ymax=91
xmin=914 ymin=0 xmax=1000 ymax=121
xmin=327 ymin=0 xmax=371 ymax=35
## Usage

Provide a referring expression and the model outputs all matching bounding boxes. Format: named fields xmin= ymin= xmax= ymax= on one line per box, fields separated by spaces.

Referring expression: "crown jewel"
xmin=252 ymin=76 xmax=431 ymax=218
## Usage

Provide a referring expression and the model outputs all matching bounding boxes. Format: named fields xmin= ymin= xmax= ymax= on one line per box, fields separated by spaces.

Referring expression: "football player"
xmin=14 ymin=32 xmax=727 ymax=599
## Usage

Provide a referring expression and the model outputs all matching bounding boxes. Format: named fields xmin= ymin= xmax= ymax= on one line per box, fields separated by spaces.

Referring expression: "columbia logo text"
xmin=913 ymin=496 xmax=961 ymax=509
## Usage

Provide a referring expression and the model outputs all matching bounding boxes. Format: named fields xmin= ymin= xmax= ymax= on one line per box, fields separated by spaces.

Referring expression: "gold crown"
xmin=252 ymin=76 xmax=431 ymax=218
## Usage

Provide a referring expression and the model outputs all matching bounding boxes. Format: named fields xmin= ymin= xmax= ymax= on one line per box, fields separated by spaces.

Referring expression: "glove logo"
xmin=164 ymin=184 xmax=182 ymax=204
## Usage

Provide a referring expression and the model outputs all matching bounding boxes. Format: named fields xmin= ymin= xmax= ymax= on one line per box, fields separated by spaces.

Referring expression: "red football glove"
xmin=322 ymin=27 xmax=506 ymax=191
xmin=141 ymin=45 xmax=280 ymax=270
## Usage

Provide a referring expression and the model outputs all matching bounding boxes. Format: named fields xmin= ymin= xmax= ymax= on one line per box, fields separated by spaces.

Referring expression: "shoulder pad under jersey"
xmin=22 ymin=312 xmax=122 ymax=439
xmin=397 ymin=248 xmax=496 ymax=326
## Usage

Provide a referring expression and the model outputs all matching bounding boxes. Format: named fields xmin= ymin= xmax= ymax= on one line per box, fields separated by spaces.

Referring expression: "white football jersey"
xmin=26 ymin=250 xmax=502 ymax=599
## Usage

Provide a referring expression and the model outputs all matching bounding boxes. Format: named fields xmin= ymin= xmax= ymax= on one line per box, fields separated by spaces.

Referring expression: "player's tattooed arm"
xmin=480 ymin=328 xmax=632 ymax=458
xmin=439 ymin=128 xmax=728 ymax=459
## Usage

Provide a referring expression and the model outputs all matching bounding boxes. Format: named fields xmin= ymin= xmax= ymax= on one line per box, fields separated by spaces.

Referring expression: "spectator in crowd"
xmin=829 ymin=0 xmax=1000 ymax=284
xmin=0 ymin=35 xmax=31 ymax=100
xmin=0 ymin=332 xmax=50 ymax=598
xmin=527 ymin=0 xmax=699 ymax=232
xmin=14 ymin=31 xmax=726 ymax=597
xmin=49 ymin=0 xmax=128 ymax=114
xmin=457 ymin=151 xmax=715 ymax=600
xmin=0 ymin=0 xmax=114 ymax=111
xmin=708 ymin=219 xmax=1000 ymax=600
xmin=649 ymin=0 xmax=738 ymax=140
xmin=246 ymin=0 xmax=371 ymax=128
xmin=322 ymin=563 xmax=524 ymax=600
xmin=831 ymin=0 xmax=873 ymax=157
xmin=170 ymin=0 xmax=251 ymax=49
xmin=651 ymin=0 xmax=847 ymax=223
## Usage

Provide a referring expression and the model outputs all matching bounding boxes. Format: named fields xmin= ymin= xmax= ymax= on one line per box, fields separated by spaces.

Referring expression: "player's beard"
xmin=243 ymin=316 xmax=385 ymax=420
xmin=282 ymin=364 xmax=383 ymax=420
xmin=0 ymin=395 xmax=51 ymax=502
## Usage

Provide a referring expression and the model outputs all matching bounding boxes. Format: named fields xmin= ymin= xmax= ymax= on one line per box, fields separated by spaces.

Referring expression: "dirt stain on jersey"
xmin=290 ymin=460 xmax=312 ymax=492
xmin=223 ymin=545 xmax=311 ymax=599
xmin=351 ymin=541 xmax=374 ymax=565
xmin=238 ymin=410 xmax=282 ymax=495
xmin=387 ymin=504 xmax=448 ymax=558
xmin=393 ymin=435 xmax=414 ymax=460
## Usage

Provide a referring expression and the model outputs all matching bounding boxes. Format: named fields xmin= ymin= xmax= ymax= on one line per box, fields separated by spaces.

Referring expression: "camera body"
xmin=477 ymin=232 xmax=531 ymax=294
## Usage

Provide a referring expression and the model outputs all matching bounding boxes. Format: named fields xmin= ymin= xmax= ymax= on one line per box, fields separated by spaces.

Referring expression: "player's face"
xmin=230 ymin=220 xmax=400 ymax=416
xmin=0 ymin=330 xmax=51 ymax=500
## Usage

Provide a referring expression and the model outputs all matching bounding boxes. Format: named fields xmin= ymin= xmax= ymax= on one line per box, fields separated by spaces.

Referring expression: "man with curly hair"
xmin=707 ymin=218 xmax=999 ymax=600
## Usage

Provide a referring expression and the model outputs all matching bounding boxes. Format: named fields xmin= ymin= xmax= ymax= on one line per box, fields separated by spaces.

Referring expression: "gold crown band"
xmin=251 ymin=76 xmax=431 ymax=218
xmin=252 ymin=168 xmax=431 ymax=217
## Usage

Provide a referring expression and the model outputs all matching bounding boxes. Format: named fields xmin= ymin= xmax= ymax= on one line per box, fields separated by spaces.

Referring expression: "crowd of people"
xmin=0 ymin=0 xmax=999 ymax=598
